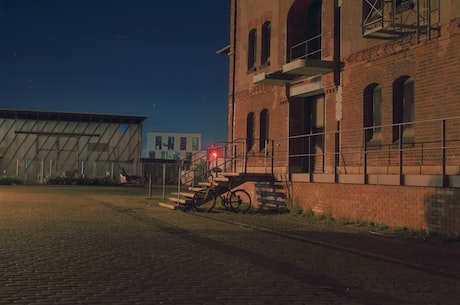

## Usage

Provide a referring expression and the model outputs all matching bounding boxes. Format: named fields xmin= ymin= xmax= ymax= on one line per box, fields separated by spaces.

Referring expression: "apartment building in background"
xmin=145 ymin=131 xmax=201 ymax=162
xmin=224 ymin=0 xmax=460 ymax=234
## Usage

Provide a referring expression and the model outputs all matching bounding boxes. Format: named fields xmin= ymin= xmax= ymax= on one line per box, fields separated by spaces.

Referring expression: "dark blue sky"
xmin=0 ymin=0 xmax=230 ymax=147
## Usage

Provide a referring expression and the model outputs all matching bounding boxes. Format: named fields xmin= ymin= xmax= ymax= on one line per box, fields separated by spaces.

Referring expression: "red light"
xmin=206 ymin=146 xmax=222 ymax=161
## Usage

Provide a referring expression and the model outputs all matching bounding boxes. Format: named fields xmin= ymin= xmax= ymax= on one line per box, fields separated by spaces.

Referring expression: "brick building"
xmin=224 ymin=0 xmax=460 ymax=234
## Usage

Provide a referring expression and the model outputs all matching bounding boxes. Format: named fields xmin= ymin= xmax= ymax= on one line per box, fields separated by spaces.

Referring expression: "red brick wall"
xmin=290 ymin=182 xmax=460 ymax=235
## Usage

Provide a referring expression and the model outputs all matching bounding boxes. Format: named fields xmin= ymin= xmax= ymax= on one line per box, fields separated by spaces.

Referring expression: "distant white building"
xmin=145 ymin=131 xmax=201 ymax=162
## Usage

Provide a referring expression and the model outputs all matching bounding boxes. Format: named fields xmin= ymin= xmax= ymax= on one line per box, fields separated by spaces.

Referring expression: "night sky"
xmin=0 ymin=0 xmax=230 ymax=147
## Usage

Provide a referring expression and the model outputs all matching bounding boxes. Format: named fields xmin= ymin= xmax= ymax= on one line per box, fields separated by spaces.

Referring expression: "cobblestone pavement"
xmin=0 ymin=186 xmax=459 ymax=305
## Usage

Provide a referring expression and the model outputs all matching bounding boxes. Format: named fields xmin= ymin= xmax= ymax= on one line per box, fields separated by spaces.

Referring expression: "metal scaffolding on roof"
xmin=362 ymin=0 xmax=440 ymax=40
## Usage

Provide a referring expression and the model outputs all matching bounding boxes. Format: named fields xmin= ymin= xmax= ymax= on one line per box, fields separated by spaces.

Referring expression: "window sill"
xmin=247 ymin=66 xmax=257 ymax=74
xmin=259 ymin=61 xmax=270 ymax=69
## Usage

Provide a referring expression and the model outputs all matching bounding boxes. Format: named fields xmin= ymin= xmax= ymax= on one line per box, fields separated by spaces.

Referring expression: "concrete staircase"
xmin=157 ymin=144 xmax=288 ymax=211
xmin=255 ymin=181 xmax=288 ymax=211
xmin=158 ymin=172 xmax=238 ymax=210
xmin=159 ymin=171 xmax=288 ymax=212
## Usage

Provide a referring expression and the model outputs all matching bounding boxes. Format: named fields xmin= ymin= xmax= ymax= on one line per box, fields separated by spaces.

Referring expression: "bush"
xmin=46 ymin=175 xmax=117 ymax=186
xmin=0 ymin=176 xmax=23 ymax=185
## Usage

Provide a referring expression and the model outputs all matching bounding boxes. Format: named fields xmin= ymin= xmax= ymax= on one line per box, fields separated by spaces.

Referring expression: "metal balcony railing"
xmin=289 ymin=34 xmax=322 ymax=62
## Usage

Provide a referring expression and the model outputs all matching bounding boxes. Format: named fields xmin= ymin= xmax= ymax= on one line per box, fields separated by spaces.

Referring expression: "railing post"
xmin=232 ymin=142 xmax=236 ymax=173
xmin=243 ymin=141 xmax=247 ymax=174
xmin=309 ymin=135 xmax=313 ymax=182
xmin=363 ymin=128 xmax=368 ymax=184
xmin=399 ymin=124 xmax=404 ymax=185
xmin=442 ymin=119 xmax=447 ymax=187
xmin=335 ymin=129 xmax=339 ymax=183
xmin=271 ymin=139 xmax=275 ymax=176
xmin=223 ymin=143 xmax=227 ymax=173
xmin=263 ymin=139 xmax=268 ymax=174
xmin=177 ymin=160 xmax=183 ymax=203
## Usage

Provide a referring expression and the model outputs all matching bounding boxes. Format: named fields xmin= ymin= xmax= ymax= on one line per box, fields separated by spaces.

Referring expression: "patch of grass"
xmin=317 ymin=212 xmax=334 ymax=223
xmin=336 ymin=217 xmax=352 ymax=225
xmin=290 ymin=204 xmax=303 ymax=216
xmin=393 ymin=226 xmax=409 ymax=233
xmin=304 ymin=208 xmax=315 ymax=219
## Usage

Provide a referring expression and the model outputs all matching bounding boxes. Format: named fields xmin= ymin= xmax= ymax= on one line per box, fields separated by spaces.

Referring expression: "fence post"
xmin=40 ymin=159 xmax=44 ymax=184
xmin=148 ymin=174 xmax=152 ymax=198
xmin=162 ymin=163 xmax=166 ymax=202
xmin=24 ymin=159 xmax=28 ymax=183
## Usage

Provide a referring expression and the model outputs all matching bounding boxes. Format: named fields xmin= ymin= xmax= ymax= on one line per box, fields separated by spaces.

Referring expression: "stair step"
xmin=214 ymin=177 xmax=229 ymax=183
xmin=168 ymin=197 xmax=192 ymax=205
xmin=189 ymin=187 xmax=204 ymax=192
xmin=222 ymin=172 xmax=240 ymax=177
xmin=256 ymin=182 xmax=283 ymax=189
xmin=256 ymin=190 xmax=287 ymax=198
xmin=258 ymin=202 xmax=288 ymax=209
xmin=158 ymin=202 xmax=177 ymax=210
xmin=198 ymin=182 xmax=214 ymax=187
xmin=257 ymin=198 xmax=287 ymax=206
xmin=171 ymin=191 xmax=195 ymax=198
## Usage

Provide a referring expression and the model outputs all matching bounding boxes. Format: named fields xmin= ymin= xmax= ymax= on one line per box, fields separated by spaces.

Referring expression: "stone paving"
xmin=0 ymin=186 xmax=459 ymax=305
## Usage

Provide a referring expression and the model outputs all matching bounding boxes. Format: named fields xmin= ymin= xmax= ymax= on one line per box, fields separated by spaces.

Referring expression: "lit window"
xmin=167 ymin=136 xmax=174 ymax=150
xmin=155 ymin=136 xmax=162 ymax=150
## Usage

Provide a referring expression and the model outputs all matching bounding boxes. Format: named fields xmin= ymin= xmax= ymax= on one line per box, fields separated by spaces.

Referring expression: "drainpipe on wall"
xmin=334 ymin=0 xmax=342 ymax=183
xmin=230 ymin=0 xmax=238 ymax=172
xmin=231 ymin=0 xmax=237 ymax=145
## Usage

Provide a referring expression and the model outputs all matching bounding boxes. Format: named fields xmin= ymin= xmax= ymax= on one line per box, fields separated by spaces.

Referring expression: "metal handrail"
xmin=290 ymin=34 xmax=322 ymax=62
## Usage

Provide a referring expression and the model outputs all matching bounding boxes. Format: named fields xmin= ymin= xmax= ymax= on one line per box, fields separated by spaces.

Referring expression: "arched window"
xmin=259 ymin=109 xmax=269 ymax=151
xmin=247 ymin=29 xmax=257 ymax=71
xmin=261 ymin=21 xmax=271 ymax=66
xmin=393 ymin=76 xmax=414 ymax=142
xmin=364 ymin=84 xmax=382 ymax=143
xmin=246 ymin=112 xmax=255 ymax=152
xmin=287 ymin=0 xmax=322 ymax=61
